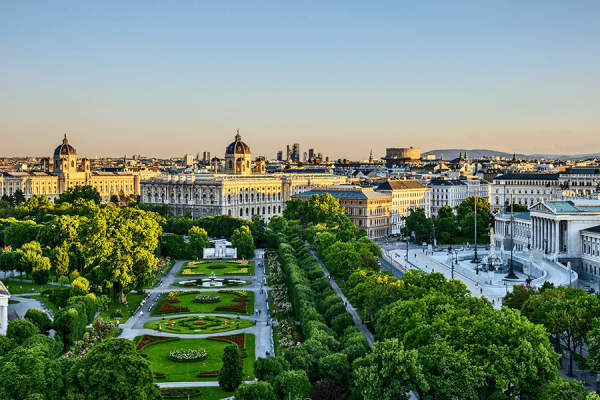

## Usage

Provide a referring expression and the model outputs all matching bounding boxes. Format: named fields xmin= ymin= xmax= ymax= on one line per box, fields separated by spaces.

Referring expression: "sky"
xmin=1 ymin=0 xmax=599 ymax=160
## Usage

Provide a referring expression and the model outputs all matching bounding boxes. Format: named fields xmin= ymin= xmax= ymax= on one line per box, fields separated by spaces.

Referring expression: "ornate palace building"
xmin=140 ymin=131 xmax=347 ymax=222
xmin=0 ymin=135 xmax=150 ymax=202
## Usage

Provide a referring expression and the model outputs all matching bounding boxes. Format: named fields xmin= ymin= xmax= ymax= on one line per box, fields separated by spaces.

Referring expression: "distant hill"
xmin=424 ymin=149 xmax=600 ymax=161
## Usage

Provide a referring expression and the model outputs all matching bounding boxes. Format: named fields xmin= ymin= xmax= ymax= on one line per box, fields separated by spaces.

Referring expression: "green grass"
xmin=172 ymin=280 xmax=251 ymax=289
xmin=8 ymin=299 xmax=19 ymax=304
xmin=139 ymin=334 xmax=255 ymax=382
xmin=0 ymin=279 xmax=43 ymax=294
xmin=143 ymin=279 xmax=160 ymax=289
xmin=177 ymin=261 xmax=255 ymax=277
xmin=145 ymin=315 xmax=253 ymax=334
xmin=95 ymin=292 xmax=147 ymax=324
xmin=152 ymin=291 xmax=254 ymax=317
xmin=272 ymin=326 xmax=281 ymax=356
xmin=160 ymin=387 xmax=233 ymax=400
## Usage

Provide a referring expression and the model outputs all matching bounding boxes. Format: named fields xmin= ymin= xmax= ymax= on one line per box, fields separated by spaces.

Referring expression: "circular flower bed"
xmin=169 ymin=348 xmax=208 ymax=362
xmin=194 ymin=295 xmax=220 ymax=303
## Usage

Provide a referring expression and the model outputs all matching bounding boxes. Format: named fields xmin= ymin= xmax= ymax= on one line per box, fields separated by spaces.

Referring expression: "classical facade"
xmin=292 ymin=185 xmax=393 ymax=238
xmin=428 ymin=179 xmax=489 ymax=217
xmin=0 ymin=281 xmax=9 ymax=336
xmin=0 ymin=135 xmax=148 ymax=203
xmin=140 ymin=133 xmax=348 ymax=222
xmin=375 ymin=179 xmax=431 ymax=235
xmin=493 ymin=212 xmax=532 ymax=251
xmin=492 ymin=173 xmax=560 ymax=209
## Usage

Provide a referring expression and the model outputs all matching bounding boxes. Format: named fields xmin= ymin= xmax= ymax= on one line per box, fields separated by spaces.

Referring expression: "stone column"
xmin=533 ymin=217 xmax=537 ymax=249
xmin=555 ymin=221 xmax=560 ymax=254
xmin=0 ymin=304 xmax=6 ymax=336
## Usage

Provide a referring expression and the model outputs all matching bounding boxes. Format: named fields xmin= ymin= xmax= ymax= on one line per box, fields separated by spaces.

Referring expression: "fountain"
xmin=481 ymin=228 xmax=504 ymax=284
xmin=209 ymin=272 xmax=216 ymax=287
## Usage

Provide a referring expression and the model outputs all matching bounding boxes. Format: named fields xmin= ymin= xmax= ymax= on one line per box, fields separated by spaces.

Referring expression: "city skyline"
xmin=1 ymin=1 xmax=599 ymax=159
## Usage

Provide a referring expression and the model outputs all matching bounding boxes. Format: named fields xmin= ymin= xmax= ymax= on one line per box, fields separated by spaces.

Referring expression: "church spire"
xmin=369 ymin=146 xmax=373 ymax=163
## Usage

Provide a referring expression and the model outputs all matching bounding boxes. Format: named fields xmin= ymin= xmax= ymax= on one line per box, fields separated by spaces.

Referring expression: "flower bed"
xmin=219 ymin=289 xmax=247 ymax=297
xmin=193 ymin=321 xmax=206 ymax=325
xmin=209 ymin=333 xmax=245 ymax=348
xmin=225 ymin=268 xmax=248 ymax=275
xmin=153 ymin=371 xmax=166 ymax=379
xmin=181 ymin=269 xmax=196 ymax=276
xmin=197 ymin=370 xmax=220 ymax=377
xmin=215 ymin=298 xmax=246 ymax=312
xmin=166 ymin=327 xmax=181 ymax=331
xmin=165 ymin=296 xmax=180 ymax=303
xmin=136 ymin=334 xmax=178 ymax=351
xmin=193 ymin=295 xmax=220 ymax=303
xmin=158 ymin=302 xmax=189 ymax=314
xmin=187 ymin=261 xmax=205 ymax=266
xmin=161 ymin=388 xmax=201 ymax=398
xmin=229 ymin=260 xmax=248 ymax=265
xmin=169 ymin=348 xmax=208 ymax=362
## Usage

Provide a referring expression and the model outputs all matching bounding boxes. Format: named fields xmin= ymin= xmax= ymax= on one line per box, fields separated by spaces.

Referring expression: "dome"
xmin=225 ymin=130 xmax=251 ymax=155
xmin=54 ymin=134 xmax=77 ymax=157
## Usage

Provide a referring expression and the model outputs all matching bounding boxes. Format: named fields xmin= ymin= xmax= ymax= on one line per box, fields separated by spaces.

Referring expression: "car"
xmin=587 ymin=288 xmax=596 ymax=295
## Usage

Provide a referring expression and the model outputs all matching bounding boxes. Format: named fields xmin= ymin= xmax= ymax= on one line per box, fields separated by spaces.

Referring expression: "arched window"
xmin=229 ymin=160 xmax=233 ymax=169
xmin=240 ymin=208 xmax=243 ymax=216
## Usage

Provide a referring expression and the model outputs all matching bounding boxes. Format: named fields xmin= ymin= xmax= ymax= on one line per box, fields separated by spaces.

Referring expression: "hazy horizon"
xmin=2 ymin=1 xmax=599 ymax=159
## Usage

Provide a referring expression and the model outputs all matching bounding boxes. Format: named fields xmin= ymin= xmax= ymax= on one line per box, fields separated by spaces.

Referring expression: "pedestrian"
xmin=259 ymin=309 xmax=262 ymax=315
xmin=480 ymin=288 xmax=483 ymax=294
xmin=158 ymin=325 xmax=161 ymax=332
xmin=140 ymin=310 xmax=143 ymax=317
xmin=255 ymin=308 xmax=258 ymax=315
xmin=492 ymin=300 xmax=495 ymax=306
xmin=254 ymin=276 xmax=256 ymax=281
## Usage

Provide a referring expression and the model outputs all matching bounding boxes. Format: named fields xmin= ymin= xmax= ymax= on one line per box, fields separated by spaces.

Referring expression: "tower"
xmin=53 ymin=134 xmax=78 ymax=175
xmin=224 ymin=130 xmax=252 ymax=175
xmin=369 ymin=147 xmax=374 ymax=163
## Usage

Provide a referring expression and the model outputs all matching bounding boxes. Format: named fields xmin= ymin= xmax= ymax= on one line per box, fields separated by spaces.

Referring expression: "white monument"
xmin=203 ymin=239 xmax=238 ymax=259
xmin=0 ymin=281 xmax=10 ymax=336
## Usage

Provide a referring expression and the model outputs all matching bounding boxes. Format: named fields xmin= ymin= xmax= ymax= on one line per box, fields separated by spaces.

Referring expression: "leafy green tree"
xmin=6 ymin=319 xmax=39 ymax=344
xmin=32 ymin=255 xmax=52 ymax=291
xmin=219 ymin=343 xmax=243 ymax=392
xmin=458 ymin=211 xmax=487 ymax=242
xmin=0 ymin=336 xmax=17 ymax=356
xmin=249 ymin=214 xmax=266 ymax=245
xmin=234 ymin=381 xmax=277 ymax=400
xmin=25 ymin=308 xmax=52 ymax=335
xmin=70 ymin=277 xmax=90 ymax=296
xmin=0 ymin=249 xmax=18 ymax=279
xmin=504 ymin=284 xmax=537 ymax=310
xmin=455 ymin=196 xmax=491 ymax=233
xmin=231 ymin=225 xmax=255 ymax=259
xmin=36 ymin=215 xmax=81 ymax=250
xmin=324 ymin=241 xmax=361 ymax=280
xmin=282 ymin=199 xmax=309 ymax=221
xmin=437 ymin=205 xmax=454 ymax=220
xmin=272 ymin=370 xmax=312 ymax=400
xmin=5 ymin=221 xmax=39 ymax=251
xmin=79 ymin=205 xmax=161 ymax=303
xmin=16 ymin=240 xmax=43 ymax=279
xmin=313 ymin=380 xmax=344 ymax=400
xmin=0 ymin=345 xmax=64 ymax=399
xmin=21 ymin=334 xmax=64 ymax=359
xmin=53 ymin=244 xmax=70 ymax=278
xmin=354 ymin=338 xmax=428 ymax=400
xmin=15 ymin=195 xmax=54 ymax=218
xmin=159 ymin=233 xmax=187 ymax=259
xmin=505 ymin=203 xmax=530 ymax=213
xmin=67 ymin=339 xmax=162 ymax=400
xmin=308 ymin=193 xmax=343 ymax=223
xmin=13 ymin=189 xmax=26 ymax=206
xmin=54 ymin=301 xmax=87 ymax=346
xmin=56 ymin=185 xmax=101 ymax=205
xmin=539 ymin=378 xmax=600 ymax=400
xmin=254 ymin=356 xmax=290 ymax=385
xmin=68 ymin=295 xmax=98 ymax=324
xmin=188 ymin=226 xmax=210 ymax=259
xmin=318 ymin=353 xmax=350 ymax=388
xmin=401 ymin=208 xmax=433 ymax=242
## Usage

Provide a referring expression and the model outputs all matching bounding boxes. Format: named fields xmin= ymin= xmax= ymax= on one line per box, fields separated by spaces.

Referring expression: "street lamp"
xmin=472 ymin=191 xmax=481 ymax=263
xmin=544 ymin=238 xmax=548 ymax=255
xmin=448 ymin=246 xmax=455 ymax=279
xmin=505 ymin=190 xmax=519 ymax=280
xmin=527 ymin=232 xmax=531 ymax=250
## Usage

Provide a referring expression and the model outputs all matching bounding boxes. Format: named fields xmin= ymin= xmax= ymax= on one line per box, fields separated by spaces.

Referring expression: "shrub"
xmin=6 ymin=319 xmax=39 ymax=344
xmin=194 ymin=295 xmax=220 ymax=303
xmin=169 ymin=348 xmax=207 ymax=362
xmin=153 ymin=371 xmax=166 ymax=379
xmin=24 ymin=308 xmax=52 ymax=334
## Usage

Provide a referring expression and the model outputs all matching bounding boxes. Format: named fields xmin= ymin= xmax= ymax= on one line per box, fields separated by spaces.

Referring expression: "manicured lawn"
xmin=139 ymin=334 xmax=255 ymax=382
xmin=152 ymin=290 xmax=254 ymax=317
xmin=0 ymin=279 xmax=42 ymax=294
xmin=95 ymin=292 xmax=147 ymax=324
xmin=272 ymin=326 xmax=281 ymax=356
xmin=172 ymin=280 xmax=251 ymax=289
xmin=145 ymin=315 xmax=253 ymax=334
xmin=160 ymin=387 xmax=233 ymax=400
xmin=8 ymin=299 xmax=19 ymax=304
xmin=177 ymin=261 xmax=254 ymax=277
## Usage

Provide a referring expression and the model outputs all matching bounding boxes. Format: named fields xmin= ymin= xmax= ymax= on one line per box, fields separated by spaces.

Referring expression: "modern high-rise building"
xmin=286 ymin=145 xmax=292 ymax=161
xmin=303 ymin=152 xmax=308 ymax=162
xmin=276 ymin=151 xmax=283 ymax=161
xmin=202 ymin=152 xmax=211 ymax=164
xmin=308 ymin=148 xmax=315 ymax=160
xmin=292 ymin=143 xmax=300 ymax=162
xmin=183 ymin=154 xmax=194 ymax=167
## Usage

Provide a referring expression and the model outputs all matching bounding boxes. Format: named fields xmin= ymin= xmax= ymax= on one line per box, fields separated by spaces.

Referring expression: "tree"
xmin=53 ymin=245 xmax=70 ymax=277
xmin=308 ymin=193 xmax=343 ymax=223
xmin=437 ymin=205 xmax=454 ymax=220
xmin=0 ymin=345 xmax=64 ymax=399
xmin=458 ymin=211 xmax=487 ymax=241
xmin=504 ymin=284 xmax=537 ymax=310
xmin=231 ymin=226 xmax=255 ymax=259
xmin=254 ymin=356 xmax=290 ymax=384
xmin=67 ymin=339 xmax=162 ymax=400
xmin=324 ymin=241 xmax=362 ymax=280
xmin=318 ymin=353 xmax=350 ymax=388
xmin=159 ymin=233 xmax=187 ymax=259
xmin=6 ymin=319 xmax=39 ymax=344
xmin=188 ymin=226 xmax=210 ymax=259
xmin=70 ymin=277 xmax=90 ymax=296
xmin=272 ymin=370 xmax=312 ymax=400
xmin=54 ymin=301 xmax=87 ymax=346
xmin=13 ymin=189 xmax=26 ymax=206
xmin=79 ymin=205 xmax=161 ymax=303
xmin=5 ymin=221 xmax=39 ymax=251
xmin=0 ymin=249 xmax=18 ymax=279
xmin=16 ymin=240 xmax=43 ymax=279
xmin=219 ymin=343 xmax=243 ymax=391
xmin=354 ymin=339 xmax=428 ymax=400
xmin=234 ymin=381 xmax=277 ymax=400
xmin=506 ymin=203 xmax=529 ymax=213
xmin=401 ymin=208 xmax=433 ymax=242
xmin=32 ymin=255 xmax=52 ymax=291
xmin=25 ymin=308 xmax=52 ymax=335
xmin=539 ymin=378 xmax=600 ymax=400
xmin=282 ymin=199 xmax=309 ymax=222
xmin=455 ymin=196 xmax=491 ymax=234
xmin=56 ymin=185 xmax=101 ymax=205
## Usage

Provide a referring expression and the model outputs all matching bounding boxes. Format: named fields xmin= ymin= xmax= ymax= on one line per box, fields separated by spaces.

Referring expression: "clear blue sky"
xmin=1 ymin=0 xmax=599 ymax=159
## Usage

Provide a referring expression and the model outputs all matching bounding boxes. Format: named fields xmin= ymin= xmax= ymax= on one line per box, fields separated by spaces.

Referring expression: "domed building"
xmin=53 ymin=134 xmax=82 ymax=174
xmin=224 ymin=130 xmax=252 ymax=175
